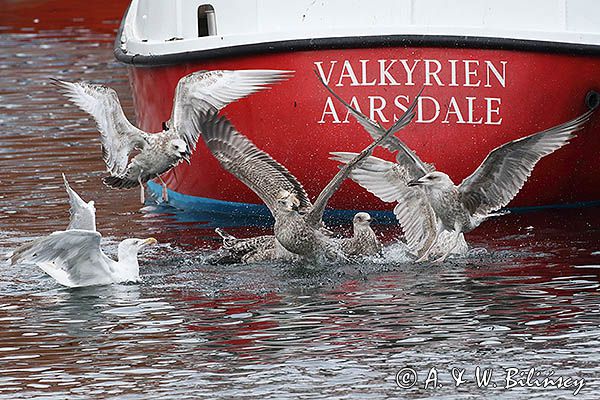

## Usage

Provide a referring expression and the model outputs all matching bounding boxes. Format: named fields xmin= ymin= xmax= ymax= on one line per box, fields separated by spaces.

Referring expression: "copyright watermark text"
xmin=395 ymin=366 xmax=585 ymax=395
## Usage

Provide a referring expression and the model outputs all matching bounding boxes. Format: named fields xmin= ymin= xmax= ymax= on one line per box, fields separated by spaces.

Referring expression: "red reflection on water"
xmin=0 ymin=0 xmax=129 ymax=34
xmin=176 ymin=290 xmax=282 ymax=357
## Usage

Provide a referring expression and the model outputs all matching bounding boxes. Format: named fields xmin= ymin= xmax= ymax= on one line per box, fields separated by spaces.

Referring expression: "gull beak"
xmin=407 ymin=179 xmax=423 ymax=187
xmin=182 ymin=151 xmax=192 ymax=164
xmin=143 ymin=237 xmax=158 ymax=246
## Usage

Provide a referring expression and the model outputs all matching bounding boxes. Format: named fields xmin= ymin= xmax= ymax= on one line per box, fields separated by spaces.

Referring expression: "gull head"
xmin=276 ymin=189 xmax=300 ymax=213
xmin=169 ymin=139 xmax=191 ymax=162
xmin=118 ymin=237 xmax=158 ymax=260
xmin=408 ymin=171 xmax=455 ymax=190
xmin=353 ymin=212 xmax=373 ymax=227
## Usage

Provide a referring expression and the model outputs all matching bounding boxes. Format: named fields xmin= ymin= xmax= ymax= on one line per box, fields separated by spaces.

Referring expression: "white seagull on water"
xmin=10 ymin=175 xmax=158 ymax=287
xmin=196 ymin=89 xmax=420 ymax=262
xmin=52 ymin=69 xmax=293 ymax=203
xmin=328 ymin=85 xmax=597 ymax=262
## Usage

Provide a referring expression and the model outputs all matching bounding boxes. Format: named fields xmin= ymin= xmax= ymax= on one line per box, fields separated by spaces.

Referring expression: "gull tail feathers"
xmin=103 ymin=175 xmax=139 ymax=189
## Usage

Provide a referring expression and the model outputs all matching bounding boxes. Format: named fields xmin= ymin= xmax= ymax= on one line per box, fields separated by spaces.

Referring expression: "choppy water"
xmin=1 ymin=8 xmax=600 ymax=400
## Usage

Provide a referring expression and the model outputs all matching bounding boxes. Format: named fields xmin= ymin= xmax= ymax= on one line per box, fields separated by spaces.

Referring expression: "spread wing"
xmin=315 ymin=72 xmax=432 ymax=178
xmin=171 ymin=70 xmax=294 ymax=152
xmin=52 ymin=79 xmax=148 ymax=176
xmin=10 ymin=230 xmax=113 ymax=287
xmin=63 ymin=174 xmax=96 ymax=231
xmin=306 ymin=84 xmax=420 ymax=227
xmin=393 ymin=189 xmax=438 ymax=256
xmin=196 ymin=111 xmax=311 ymax=216
xmin=329 ymin=153 xmax=435 ymax=254
xmin=329 ymin=153 xmax=411 ymax=202
xmin=459 ymin=106 xmax=595 ymax=216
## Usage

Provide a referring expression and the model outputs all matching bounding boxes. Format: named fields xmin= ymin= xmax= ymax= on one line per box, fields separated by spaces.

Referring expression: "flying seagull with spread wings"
xmin=329 ymin=86 xmax=596 ymax=262
xmin=196 ymin=90 xmax=420 ymax=262
xmin=53 ymin=70 xmax=293 ymax=203
xmin=315 ymin=76 xmax=463 ymax=260
xmin=10 ymin=175 xmax=157 ymax=287
xmin=331 ymin=152 xmax=468 ymax=259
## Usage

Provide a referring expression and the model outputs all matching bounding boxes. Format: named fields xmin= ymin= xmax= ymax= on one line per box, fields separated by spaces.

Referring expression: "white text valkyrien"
xmin=315 ymin=58 xmax=507 ymax=125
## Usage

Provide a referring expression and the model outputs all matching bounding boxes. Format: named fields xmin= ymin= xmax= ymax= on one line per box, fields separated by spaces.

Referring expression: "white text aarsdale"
xmin=315 ymin=58 xmax=506 ymax=126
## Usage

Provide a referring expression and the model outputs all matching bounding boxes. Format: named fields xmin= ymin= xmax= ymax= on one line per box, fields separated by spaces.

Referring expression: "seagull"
xmin=53 ymin=69 xmax=293 ymax=203
xmin=213 ymin=211 xmax=380 ymax=263
xmin=10 ymin=175 xmax=158 ymax=287
xmin=335 ymin=212 xmax=382 ymax=259
xmin=315 ymin=76 xmax=464 ymax=260
xmin=329 ymin=87 xmax=597 ymax=261
xmin=405 ymin=102 xmax=593 ymax=262
xmin=196 ymin=89 xmax=420 ymax=262
xmin=330 ymin=152 xmax=468 ymax=260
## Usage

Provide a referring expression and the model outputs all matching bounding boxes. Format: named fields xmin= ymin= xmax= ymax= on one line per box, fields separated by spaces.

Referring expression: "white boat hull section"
xmin=119 ymin=0 xmax=600 ymax=57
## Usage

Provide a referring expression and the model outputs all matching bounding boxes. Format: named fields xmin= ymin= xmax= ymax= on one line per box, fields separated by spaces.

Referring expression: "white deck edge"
xmin=118 ymin=0 xmax=600 ymax=57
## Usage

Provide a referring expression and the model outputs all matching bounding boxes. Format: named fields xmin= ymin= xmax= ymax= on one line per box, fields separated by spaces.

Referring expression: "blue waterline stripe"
xmin=147 ymin=181 xmax=599 ymax=222
xmin=504 ymin=199 xmax=600 ymax=213
xmin=147 ymin=181 xmax=397 ymax=222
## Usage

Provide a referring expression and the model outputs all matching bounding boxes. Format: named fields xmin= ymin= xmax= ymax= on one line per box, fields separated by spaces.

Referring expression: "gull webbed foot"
xmin=157 ymin=175 xmax=169 ymax=202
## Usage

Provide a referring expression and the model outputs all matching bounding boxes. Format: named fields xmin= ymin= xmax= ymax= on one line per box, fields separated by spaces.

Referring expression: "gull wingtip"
xmin=62 ymin=172 xmax=71 ymax=188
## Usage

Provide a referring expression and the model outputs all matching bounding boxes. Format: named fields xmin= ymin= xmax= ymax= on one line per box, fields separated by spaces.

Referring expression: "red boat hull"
xmin=127 ymin=47 xmax=600 ymax=213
